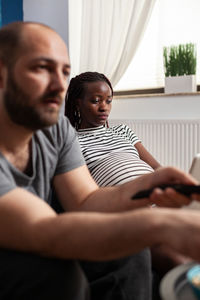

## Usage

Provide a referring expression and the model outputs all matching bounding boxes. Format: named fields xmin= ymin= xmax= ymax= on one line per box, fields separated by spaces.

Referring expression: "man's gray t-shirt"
xmin=0 ymin=116 xmax=153 ymax=300
xmin=0 ymin=116 xmax=86 ymax=205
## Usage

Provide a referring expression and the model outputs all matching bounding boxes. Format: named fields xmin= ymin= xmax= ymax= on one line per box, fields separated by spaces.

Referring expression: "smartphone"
xmin=189 ymin=153 xmax=200 ymax=182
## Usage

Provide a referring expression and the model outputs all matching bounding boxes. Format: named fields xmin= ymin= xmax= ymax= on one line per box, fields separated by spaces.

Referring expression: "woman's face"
xmin=77 ymin=81 xmax=112 ymax=129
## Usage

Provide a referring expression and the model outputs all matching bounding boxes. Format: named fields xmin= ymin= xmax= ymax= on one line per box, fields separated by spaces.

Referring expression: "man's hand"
xmin=131 ymin=167 xmax=199 ymax=208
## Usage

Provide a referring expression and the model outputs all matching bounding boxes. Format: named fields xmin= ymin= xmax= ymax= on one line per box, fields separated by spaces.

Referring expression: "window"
xmin=114 ymin=0 xmax=200 ymax=91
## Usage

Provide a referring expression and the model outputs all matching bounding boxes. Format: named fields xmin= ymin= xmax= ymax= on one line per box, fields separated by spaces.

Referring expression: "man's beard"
xmin=3 ymin=72 xmax=62 ymax=131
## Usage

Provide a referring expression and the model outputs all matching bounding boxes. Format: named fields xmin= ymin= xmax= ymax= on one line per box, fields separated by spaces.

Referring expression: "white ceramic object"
xmin=165 ymin=75 xmax=196 ymax=93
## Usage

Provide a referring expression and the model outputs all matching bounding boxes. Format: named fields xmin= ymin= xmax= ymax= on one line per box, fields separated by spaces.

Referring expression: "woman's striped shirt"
xmin=77 ymin=124 xmax=153 ymax=186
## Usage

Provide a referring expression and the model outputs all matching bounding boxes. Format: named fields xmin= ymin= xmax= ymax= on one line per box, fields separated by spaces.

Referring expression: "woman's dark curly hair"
xmin=65 ymin=71 xmax=113 ymax=129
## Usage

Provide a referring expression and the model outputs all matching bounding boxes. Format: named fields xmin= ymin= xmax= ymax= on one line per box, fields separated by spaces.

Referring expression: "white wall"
xmin=23 ymin=0 xmax=68 ymax=44
xmin=110 ymin=94 xmax=200 ymax=120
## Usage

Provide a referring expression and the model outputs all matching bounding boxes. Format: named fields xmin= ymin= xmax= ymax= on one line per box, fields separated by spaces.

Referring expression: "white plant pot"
xmin=165 ymin=75 xmax=196 ymax=93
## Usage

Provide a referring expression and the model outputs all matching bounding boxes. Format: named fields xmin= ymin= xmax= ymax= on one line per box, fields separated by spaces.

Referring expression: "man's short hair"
xmin=0 ymin=21 xmax=53 ymax=67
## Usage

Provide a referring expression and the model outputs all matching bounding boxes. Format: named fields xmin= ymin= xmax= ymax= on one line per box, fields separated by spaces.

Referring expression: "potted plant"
xmin=163 ymin=43 xmax=197 ymax=93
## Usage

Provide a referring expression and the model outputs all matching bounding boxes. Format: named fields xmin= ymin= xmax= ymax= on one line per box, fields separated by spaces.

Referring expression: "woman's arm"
xmin=135 ymin=142 xmax=161 ymax=170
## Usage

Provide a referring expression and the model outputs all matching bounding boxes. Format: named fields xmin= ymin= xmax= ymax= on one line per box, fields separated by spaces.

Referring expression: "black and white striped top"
xmin=77 ymin=124 xmax=153 ymax=186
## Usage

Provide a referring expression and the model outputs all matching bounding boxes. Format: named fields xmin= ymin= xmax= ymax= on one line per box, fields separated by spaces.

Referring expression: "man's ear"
xmin=0 ymin=60 xmax=7 ymax=88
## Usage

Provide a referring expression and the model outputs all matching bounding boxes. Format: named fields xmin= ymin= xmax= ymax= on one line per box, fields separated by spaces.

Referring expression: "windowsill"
xmin=113 ymin=86 xmax=200 ymax=99
xmin=110 ymin=90 xmax=200 ymax=120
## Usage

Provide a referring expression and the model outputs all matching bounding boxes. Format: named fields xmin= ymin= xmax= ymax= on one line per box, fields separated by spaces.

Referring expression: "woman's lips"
xmin=98 ymin=114 xmax=108 ymax=120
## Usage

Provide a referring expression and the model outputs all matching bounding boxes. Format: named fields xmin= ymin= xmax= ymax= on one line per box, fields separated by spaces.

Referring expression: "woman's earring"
xmin=75 ymin=109 xmax=81 ymax=129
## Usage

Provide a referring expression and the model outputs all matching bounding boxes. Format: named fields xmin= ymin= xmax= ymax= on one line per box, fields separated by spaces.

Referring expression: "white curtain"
xmin=68 ymin=0 xmax=156 ymax=87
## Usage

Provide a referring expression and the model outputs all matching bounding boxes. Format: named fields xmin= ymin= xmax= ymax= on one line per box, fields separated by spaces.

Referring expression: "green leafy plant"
xmin=163 ymin=43 xmax=196 ymax=77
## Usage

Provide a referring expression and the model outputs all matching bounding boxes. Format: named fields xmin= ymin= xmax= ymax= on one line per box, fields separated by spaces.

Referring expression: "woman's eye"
xmin=107 ymin=99 xmax=112 ymax=104
xmin=91 ymin=99 xmax=99 ymax=104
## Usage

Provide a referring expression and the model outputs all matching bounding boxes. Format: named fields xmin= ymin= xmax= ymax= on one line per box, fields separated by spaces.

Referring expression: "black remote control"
xmin=131 ymin=184 xmax=200 ymax=200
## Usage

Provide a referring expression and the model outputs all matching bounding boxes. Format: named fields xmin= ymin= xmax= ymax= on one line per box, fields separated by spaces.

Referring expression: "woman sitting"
xmin=65 ymin=71 xmax=163 ymax=300
xmin=65 ymin=71 xmax=160 ymax=188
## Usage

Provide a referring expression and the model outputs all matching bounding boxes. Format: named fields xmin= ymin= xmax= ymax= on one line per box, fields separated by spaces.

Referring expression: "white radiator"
xmin=109 ymin=119 xmax=200 ymax=172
